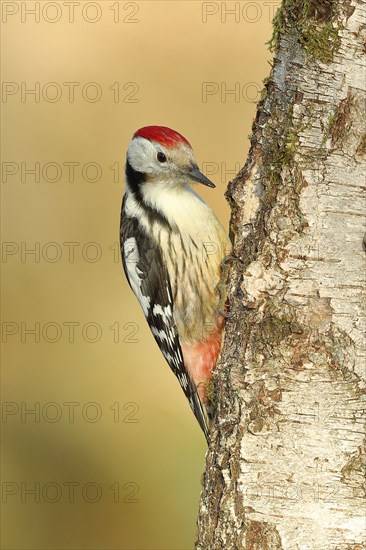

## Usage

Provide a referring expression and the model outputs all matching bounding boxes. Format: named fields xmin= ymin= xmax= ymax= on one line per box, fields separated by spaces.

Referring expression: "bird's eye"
xmin=157 ymin=152 xmax=167 ymax=163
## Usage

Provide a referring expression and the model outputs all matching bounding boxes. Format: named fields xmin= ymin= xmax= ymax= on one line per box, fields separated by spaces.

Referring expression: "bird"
xmin=120 ymin=125 xmax=231 ymax=441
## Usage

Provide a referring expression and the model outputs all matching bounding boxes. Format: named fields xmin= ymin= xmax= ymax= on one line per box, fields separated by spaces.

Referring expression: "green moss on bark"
xmin=269 ymin=0 xmax=341 ymax=63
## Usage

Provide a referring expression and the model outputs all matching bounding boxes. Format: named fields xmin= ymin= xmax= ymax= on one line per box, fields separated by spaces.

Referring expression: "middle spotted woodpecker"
xmin=120 ymin=126 xmax=231 ymax=441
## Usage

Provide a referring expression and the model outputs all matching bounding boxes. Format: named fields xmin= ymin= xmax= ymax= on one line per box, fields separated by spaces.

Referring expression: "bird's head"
xmin=126 ymin=125 xmax=215 ymax=189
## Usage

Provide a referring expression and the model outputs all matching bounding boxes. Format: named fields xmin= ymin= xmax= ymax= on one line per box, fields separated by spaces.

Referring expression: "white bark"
xmin=197 ymin=0 xmax=366 ymax=548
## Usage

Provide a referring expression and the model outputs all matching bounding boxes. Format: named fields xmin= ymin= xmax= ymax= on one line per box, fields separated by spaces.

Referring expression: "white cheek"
xmin=127 ymin=138 xmax=168 ymax=175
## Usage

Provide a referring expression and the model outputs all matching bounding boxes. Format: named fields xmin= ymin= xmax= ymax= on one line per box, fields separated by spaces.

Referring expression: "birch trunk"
xmin=196 ymin=0 xmax=366 ymax=548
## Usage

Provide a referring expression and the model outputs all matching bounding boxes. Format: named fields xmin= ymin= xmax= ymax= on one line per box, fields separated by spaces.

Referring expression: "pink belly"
xmin=181 ymin=323 xmax=224 ymax=404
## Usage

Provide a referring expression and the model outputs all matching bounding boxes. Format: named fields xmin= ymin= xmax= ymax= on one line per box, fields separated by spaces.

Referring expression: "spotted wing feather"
xmin=120 ymin=204 xmax=209 ymax=440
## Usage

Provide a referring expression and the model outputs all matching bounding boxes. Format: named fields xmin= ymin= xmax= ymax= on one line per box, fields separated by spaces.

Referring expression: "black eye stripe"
xmin=157 ymin=152 xmax=167 ymax=163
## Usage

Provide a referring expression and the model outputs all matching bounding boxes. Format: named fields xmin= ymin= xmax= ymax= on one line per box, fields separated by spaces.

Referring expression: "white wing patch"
xmin=152 ymin=303 xmax=172 ymax=319
xmin=123 ymin=237 xmax=151 ymax=316
xmin=151 ymin=301 xmax=183 ymax=371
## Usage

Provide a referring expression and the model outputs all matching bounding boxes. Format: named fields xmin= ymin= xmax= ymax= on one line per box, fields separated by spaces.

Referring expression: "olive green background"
xmin=2 ymin=1 xmax=275 ymax=548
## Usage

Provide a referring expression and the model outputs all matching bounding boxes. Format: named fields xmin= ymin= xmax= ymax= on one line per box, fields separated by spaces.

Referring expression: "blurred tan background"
xmin=2 ymin=1 xmax=276 ymax=548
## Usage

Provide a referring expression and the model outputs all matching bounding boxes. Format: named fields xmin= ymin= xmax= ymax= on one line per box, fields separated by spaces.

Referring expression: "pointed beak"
xmin=187 ymin=165 xmax=216 ymax=188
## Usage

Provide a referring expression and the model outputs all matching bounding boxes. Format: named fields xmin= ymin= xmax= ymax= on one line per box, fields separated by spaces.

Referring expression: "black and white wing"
xmin=120 ymin=205 xmax=209 ymax=441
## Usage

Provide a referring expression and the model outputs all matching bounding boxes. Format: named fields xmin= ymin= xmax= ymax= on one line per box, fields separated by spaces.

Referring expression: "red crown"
xmin=133 ymin=126 xmax=191 ymax=148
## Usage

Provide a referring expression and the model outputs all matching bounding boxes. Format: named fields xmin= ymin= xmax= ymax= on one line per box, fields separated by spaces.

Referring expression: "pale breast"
xmin=155 ymin=216 xmax=230 ymax=342
xmin=126 ymin=183 xmax=231 ymax=343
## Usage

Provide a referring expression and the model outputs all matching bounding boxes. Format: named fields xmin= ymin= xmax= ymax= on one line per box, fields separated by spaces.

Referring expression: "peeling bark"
xmin=196 ymin=0 xmax=366 ymax=548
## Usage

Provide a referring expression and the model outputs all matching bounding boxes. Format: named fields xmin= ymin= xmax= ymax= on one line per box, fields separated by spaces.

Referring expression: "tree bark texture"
xmin=196 ymin=0 xmax=366 ymax=548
